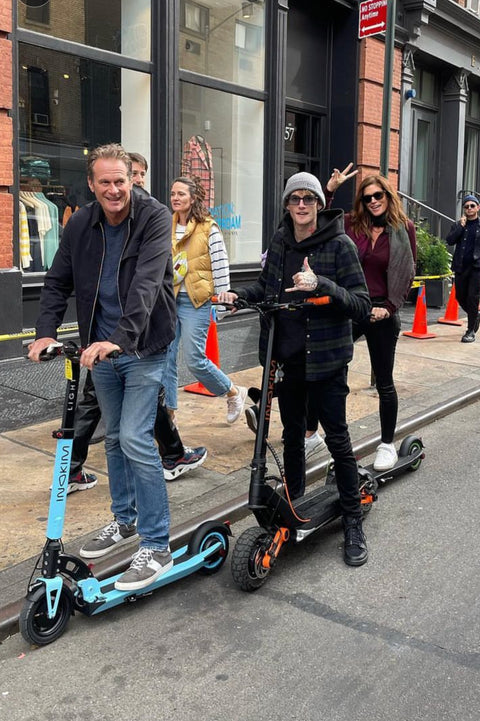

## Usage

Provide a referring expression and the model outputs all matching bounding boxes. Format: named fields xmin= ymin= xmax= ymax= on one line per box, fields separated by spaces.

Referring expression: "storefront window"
xmin=179 ymin=0 xmax=265 ymax=90
xmin=180 ymin=82 xmax=263 ymax=263
xmin=18 ymin=43 xmax=150 ymax=273
xmin=17 ymin=0 xmax=151 ymax=62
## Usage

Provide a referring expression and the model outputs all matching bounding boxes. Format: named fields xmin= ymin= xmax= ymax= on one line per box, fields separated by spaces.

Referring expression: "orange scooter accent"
xmin=262 ymin=527 xmax=290 ymax=569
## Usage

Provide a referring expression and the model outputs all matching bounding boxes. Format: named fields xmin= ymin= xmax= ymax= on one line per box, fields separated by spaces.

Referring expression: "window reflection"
xmin=17 ymin=0 xmax=151 ymax=61
xmin=180 ymin=82 xmax=264 ymax=263
xmin=18 ymin=44 xmax=150 ymax=273
xmin=179 ymin=0 xmax=265 ymax=90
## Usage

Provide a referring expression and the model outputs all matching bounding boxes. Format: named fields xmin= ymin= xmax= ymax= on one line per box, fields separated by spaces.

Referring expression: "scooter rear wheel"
xmin=19 ymin=585 xmax=73 ymax=646
xmin=399 ymin=435 xmax=424 ymax=472
xmin=188 ymin=524 xmax=230 ymax=576
xmin=231 ymin=526 xmax=274 ymax=592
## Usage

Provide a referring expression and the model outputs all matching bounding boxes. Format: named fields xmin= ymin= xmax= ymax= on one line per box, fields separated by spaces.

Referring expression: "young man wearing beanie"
xmin=218 ymin=172 xmax=372 ymax=567
xmin=446 ymin=194 xmax=480 ymax=343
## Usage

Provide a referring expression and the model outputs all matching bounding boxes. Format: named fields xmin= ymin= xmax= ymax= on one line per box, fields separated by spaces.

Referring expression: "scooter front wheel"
xmin=231 ymin=526 xmax=274 ymax=592
xmin=19 ymin=585 xmax=73 ymax=646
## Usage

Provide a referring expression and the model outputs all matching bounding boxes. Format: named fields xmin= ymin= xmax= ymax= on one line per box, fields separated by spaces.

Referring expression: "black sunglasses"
xmin=362 ymin=191 xmax=385 ymax=204
xmin=464 ymin=203 xmax=478 ymax=210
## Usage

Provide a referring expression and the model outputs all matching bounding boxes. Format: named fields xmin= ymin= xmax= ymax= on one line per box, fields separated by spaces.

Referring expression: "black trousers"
xmin=306 ymin=313 xmax=400 ymax=445
xmin=276 ymin=363 xmax=361 ymax=517
xmin=70 ymin=371 xmax=184 ymax=476
xmin=352 ymin=312 xmax=400 ymax=444
xmin=455 ymin=267 xmax=480 ymax=331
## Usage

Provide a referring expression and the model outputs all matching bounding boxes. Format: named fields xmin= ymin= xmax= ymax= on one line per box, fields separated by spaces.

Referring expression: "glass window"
xmin=464 ymin=126 xmax=480 ymax=191
xmin=180 ymin=82 xmax=264 ymax=263
xmin=467 ymin=89 xmax=480 ymax=120
xmin=17 ymin=0 xmax=151 ymax=62
xmin=413 ymin=68 xmax=437 ymax=106
xmin=179 ymin=0 xmax=265 ymax=90
xmin=18 ymin=43 xmax=150 ymax=273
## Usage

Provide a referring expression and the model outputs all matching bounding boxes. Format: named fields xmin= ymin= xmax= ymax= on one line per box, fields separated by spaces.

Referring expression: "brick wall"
xmin=356 ymin=36 xmax=402 ymax=189
xmin=0 ymin=0 xmax=12 ymax=269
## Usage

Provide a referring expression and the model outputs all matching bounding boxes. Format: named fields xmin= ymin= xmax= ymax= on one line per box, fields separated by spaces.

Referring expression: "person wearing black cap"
xmin=446 ymin=194 xmax=480 ymax=343
xmin=218 ymin=171 xmax=372 ymax=567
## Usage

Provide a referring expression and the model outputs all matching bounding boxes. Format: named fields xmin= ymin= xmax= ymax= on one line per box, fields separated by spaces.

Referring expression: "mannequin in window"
xmin=181 ymin=134 xmax=215 ymax=209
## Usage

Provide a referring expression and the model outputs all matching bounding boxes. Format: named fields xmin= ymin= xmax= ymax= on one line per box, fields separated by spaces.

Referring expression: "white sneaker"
xmin=373 ymin=442 xmax=398 ymax=471
xmin=226 ymin=386 xmax=247 ymax=424
xmin=304 ymin=431 xmax=327 ymax=460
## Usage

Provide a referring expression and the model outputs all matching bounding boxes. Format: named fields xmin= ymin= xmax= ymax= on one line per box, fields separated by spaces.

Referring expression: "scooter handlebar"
xmin=211 ymin=295 xmax=331 ymax=310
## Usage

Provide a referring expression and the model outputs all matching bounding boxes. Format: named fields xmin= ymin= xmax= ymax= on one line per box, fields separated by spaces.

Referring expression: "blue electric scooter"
xmin=20 ymin=341 xmax=231 ymax=645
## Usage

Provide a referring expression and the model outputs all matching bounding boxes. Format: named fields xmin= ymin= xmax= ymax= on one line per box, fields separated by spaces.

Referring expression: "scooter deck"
xmin=75 ymin=540 xmax=224 ymax=616
xmin=362 ymin=448 xmax=423 ymax=486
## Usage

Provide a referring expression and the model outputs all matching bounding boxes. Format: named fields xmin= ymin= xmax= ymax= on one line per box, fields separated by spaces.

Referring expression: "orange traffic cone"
xmin=403 ymin=284 xmax=436 ymax=339
xmin=184 ymin=308 xmax=220 ymax=396
xmin=437 ymin=281 xmax=463 ymax=326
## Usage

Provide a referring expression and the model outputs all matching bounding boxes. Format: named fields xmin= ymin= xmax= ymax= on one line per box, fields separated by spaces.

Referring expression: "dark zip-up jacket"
xmin=35 ymin=187 xmax=176 ymax=357
xmin=232 ymin=209 xmax=371 ymax=380
xmin=446 ymin=217 xmax=480 ymax=272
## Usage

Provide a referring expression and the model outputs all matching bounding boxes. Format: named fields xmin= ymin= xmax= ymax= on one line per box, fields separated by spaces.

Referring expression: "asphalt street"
xmin=0 ymin=402 xmax=479 ymax=721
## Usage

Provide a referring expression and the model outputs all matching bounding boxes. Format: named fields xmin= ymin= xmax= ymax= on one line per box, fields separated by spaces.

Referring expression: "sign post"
xmin=358 ymin=0 xmax=396 ymax=177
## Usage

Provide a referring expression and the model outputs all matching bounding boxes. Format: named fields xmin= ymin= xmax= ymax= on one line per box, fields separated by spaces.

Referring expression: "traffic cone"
xmin=403 ymin=284 xmax=436 ymax=339
xmin=437 ymin=281 xmax=463 ymax=326
xmin=184 ymin=307 xmax=220 ymax=396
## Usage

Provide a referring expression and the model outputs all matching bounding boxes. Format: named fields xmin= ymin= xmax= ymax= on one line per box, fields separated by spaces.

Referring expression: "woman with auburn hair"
xmin=325 ymin=172 xmax=416 ymax=471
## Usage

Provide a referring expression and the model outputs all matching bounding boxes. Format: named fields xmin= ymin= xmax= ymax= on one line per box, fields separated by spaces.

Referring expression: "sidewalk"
xmin=2 ymin=312 xmax=480 ymax=616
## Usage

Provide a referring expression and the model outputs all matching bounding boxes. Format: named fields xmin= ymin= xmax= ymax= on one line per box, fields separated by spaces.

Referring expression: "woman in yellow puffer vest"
xmin=164 ymin=175 xmax=247 ymax=424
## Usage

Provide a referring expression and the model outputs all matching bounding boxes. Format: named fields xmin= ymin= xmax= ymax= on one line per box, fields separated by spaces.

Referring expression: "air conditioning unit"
xmin=32 ymin=112 xmax=50 ymax=126
xmin=466 ymin=0 xmax=480 ymax=16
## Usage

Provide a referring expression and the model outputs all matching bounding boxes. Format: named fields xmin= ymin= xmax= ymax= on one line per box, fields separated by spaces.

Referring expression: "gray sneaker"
xmin=79 ymin=519 xmax=138 ymax=559
xmin=114 ymin=547 xmax=173 ymax=591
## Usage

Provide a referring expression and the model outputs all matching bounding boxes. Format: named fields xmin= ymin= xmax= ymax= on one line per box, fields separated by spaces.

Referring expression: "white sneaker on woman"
xmin=226 ymin=386 xmax=247 ymax=424
xmin=373 ymin=442 xmax=398 ymax=471
xmin=304 ymin=431 xmax=327 ymax=460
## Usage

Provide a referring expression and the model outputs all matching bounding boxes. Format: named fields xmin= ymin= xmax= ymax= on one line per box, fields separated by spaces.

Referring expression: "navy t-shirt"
xmin=91 ymin=219 xmax=126 ymax=342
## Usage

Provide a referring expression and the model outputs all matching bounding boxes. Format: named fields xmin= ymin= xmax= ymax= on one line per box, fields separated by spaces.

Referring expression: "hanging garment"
xmin=181 ymin=134 xmax=215 ymax=209
xmin=19 ymin=200 xmax=33 ymax=269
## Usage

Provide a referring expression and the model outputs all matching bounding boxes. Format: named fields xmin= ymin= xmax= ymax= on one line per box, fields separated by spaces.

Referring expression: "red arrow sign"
xmin=359 ymin=0 xmax=388 ymax=39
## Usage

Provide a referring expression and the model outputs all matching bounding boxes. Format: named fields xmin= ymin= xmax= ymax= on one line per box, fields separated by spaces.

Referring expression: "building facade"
xmin=1 ymin=0 xmax=480 ymax=359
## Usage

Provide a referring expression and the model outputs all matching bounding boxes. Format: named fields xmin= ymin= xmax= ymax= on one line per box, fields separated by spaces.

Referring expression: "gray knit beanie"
xmin=463 ymin=194 xmax=479 ymax=205
xmin=282 ymin=172 xmax=326 ymax=208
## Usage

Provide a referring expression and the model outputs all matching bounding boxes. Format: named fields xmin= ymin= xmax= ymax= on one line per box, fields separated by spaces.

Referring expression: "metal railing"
xmin=397 ymin=191 xmax=455 ymax=238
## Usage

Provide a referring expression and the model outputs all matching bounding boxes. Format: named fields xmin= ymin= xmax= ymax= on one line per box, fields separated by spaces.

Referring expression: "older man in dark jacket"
xmin=28 ymin=143 xmax=176 ymax=592
xmin=219 ymin=172 xmax=371 ymax=567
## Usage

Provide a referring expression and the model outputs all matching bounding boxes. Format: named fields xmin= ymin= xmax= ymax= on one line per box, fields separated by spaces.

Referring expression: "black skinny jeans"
xmin=70 ymin=371 xmax=184 ymax=475
xmin=276 ymin=363 xmax=361 ymax=518
xmin=306 ymin=314 xmax=400 ymax=444
xmin=454 ymin=267 xmax=480 ymax=331
xmin=352 ymin=312 xmax=400 ymax=444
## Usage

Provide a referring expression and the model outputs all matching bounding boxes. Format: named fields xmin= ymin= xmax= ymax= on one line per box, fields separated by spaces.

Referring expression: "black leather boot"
xmin=343 ymin=516 xmax=368 ymax=567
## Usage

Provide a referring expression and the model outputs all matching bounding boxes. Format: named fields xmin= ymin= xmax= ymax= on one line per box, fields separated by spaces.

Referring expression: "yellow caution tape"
xmin=0 ymin=324 xmax=79 ymax=342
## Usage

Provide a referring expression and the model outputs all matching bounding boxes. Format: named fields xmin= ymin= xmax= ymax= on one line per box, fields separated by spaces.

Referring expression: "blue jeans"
xmin=164 ymin=293 xmax=232 ymax=409
xmin=91 ymin=352 xmax=170 ymax=550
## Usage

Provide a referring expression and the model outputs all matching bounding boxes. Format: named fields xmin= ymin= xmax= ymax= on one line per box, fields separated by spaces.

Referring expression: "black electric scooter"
xmin=218 ymin=297 xmax=424 ymax=592
xmin=20 ymin=342 xmax=231 ymax=645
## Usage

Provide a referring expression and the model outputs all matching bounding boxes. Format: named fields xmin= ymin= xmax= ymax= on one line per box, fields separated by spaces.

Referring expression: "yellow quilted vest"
xmin=172 ymin=214 xmax=215 ymax=308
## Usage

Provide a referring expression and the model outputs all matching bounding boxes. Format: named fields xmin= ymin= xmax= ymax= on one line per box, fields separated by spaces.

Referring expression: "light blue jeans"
xmin=91 ymin=352 xmax=170 ymax=551
xmin=164 ymin=293 xmax=232 ymax=409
